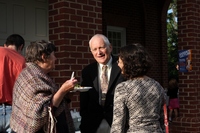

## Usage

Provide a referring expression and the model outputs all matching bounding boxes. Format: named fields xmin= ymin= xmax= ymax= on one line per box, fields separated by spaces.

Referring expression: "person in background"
xmin=0 ymin=34 xmax=25 ymax=133
xmin=10 ymin=40 xmax=77 ymax=133
xmin=79 ymin=34 xmax=125 ymax=133
xmin=111 ymin=43 xmax=165 ymax=133
xmin=176 ymin=62 xmax=179 ymax=71
xmin=167 ymin=78 xmax=179 ymax=122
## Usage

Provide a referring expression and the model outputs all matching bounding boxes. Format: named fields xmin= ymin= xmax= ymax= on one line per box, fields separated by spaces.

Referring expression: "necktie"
xmin=101 ymin=65 xmax=108 ymax=93
xmin=101 ymin=65 xmax=108 ymax=106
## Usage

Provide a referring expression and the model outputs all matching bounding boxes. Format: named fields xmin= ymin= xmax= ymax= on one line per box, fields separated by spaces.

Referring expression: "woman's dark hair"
xmin=119 ymin=43 xmax=153 ymax=79
xmin=25 ymin=40 xmax=56 ymax=63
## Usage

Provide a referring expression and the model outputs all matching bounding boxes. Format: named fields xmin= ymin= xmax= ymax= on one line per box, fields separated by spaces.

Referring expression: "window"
xmin=107 ymin=26 xmax=126 ymax=55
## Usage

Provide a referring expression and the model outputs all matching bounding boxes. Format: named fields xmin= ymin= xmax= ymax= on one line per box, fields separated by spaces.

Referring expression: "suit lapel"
xmin=108 ymin=60 xmax=120 ymax=90
xmin=92 ymin=62 xmax=99 ymax=92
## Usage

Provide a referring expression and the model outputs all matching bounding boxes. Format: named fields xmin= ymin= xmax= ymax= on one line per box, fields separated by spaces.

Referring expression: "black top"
xmin=167 ymin=87 xmax=179 ymax=99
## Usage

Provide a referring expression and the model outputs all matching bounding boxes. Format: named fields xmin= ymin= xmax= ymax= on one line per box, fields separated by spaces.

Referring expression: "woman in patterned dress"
xmin=111 ymin=43 xmax=165 ymax=133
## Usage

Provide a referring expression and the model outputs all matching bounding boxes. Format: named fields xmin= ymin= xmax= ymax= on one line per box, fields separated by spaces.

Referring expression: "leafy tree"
xmin=167 ymin=0 xmax=178 ymax=81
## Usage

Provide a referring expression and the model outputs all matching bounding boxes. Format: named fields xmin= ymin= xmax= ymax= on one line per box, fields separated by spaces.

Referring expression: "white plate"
xmin=72 ymin=87 xmax=92 ymax=92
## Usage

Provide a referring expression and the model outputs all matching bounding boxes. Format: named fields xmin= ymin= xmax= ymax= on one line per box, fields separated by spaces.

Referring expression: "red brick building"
xmin=48 ymin=0 xmax=168 ymax=108
xmin=48 ymin=0 xmax=200 ymax=132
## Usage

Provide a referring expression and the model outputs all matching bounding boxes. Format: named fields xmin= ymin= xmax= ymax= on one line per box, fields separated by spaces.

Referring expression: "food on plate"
xmin=74 ymin=84 xmax=83 ymax=89
xmin=71 ymin=85 xmax=92 ymax=92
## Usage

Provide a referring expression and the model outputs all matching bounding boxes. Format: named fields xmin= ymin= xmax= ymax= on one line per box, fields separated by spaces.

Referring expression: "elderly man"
xmin=80 ymin=34 xmax=125 ymax=133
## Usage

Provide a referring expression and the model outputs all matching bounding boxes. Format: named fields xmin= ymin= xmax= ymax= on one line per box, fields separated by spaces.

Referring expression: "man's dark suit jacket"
xmin=79 ymin=57 xmax=125 ymax=133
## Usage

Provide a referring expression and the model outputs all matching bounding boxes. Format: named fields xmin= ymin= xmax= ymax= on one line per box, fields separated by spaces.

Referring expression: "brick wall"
xmin=103 ymin=0 xmax=168 ymax=86
xmin=48 ymin=0 xmax=102 ymax=110
xmin=48 ymin=0 xmax=168 ymax=112
xmin=170 ymin=0 xmax=200 ymax=132
xmin=48 ymin=0 xmax=200 ymax=132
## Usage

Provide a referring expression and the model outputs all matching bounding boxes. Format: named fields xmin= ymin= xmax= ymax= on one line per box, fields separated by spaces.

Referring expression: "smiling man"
xmin=79 ymin=34 xmax=125 ymax=133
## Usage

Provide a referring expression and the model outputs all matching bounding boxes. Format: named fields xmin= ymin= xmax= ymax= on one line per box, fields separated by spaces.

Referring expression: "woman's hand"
xmin=60 ymin=78 xmax=78 ymax=93
xmin=52 ymin=78 xmax=77 ymax=107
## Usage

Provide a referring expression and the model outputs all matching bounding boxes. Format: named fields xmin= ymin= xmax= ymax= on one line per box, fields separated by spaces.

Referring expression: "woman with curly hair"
xmin=111 ymin=43 xmax=165 ymax=133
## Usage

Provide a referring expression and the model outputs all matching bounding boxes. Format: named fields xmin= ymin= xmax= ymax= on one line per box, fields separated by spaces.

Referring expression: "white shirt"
xmin=97 ymin=57 xmax=112 ymax=133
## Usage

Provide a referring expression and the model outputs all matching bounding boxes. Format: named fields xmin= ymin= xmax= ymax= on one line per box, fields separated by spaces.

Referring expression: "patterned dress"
xmin=111 ymin=76 xmax=165 ymax=133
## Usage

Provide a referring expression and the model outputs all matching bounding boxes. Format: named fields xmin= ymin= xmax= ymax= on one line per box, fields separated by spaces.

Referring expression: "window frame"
xmin=107 ymin=26 xmax=126 ymax=55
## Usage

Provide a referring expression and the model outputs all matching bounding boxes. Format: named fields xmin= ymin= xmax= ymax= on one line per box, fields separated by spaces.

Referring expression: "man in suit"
xmin=79 ymin=34 xmax=125 ymax=133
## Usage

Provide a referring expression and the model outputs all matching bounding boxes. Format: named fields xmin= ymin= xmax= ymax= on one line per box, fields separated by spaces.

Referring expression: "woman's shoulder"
xmin=116 ymin=79 xmax=139 ymax=92
xmin=116 ymin=80 xmax=131 ymax=90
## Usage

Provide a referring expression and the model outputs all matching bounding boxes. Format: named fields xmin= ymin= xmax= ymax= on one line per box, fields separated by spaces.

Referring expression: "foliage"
xmin=167 ymin=0 xmax=178 ymax=80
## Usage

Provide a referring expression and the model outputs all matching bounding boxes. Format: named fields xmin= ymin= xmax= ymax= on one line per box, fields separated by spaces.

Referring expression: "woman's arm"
xmin=111 ymin=83 xmax=127 ymax=133
xmin=52 ymin=78 xmax=77 ymax=107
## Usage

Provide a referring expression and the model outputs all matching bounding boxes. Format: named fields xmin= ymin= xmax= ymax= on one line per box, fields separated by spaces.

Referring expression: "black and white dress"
xmin=111 ymin=76 xmax=165 ymax=133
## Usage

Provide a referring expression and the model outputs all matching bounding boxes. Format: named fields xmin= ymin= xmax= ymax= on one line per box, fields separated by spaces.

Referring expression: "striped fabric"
xmin=10 ymin=63 xmax=74 ymax=133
